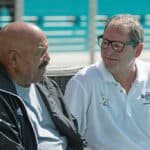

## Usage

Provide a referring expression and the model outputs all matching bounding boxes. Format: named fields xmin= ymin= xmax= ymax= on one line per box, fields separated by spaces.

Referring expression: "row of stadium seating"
xmin=1 ymin=14 xmax=150 ymax=52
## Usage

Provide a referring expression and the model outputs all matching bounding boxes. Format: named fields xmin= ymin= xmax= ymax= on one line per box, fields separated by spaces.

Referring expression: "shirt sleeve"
xmin=64 ymin=77 xmax=90 ymax=136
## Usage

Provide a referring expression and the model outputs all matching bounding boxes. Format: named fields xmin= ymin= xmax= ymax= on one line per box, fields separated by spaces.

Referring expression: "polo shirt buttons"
xmin=114 ymin=83 xmax=118 ymax=86
xmin=120 ymin=89 xmax=123 ymax=93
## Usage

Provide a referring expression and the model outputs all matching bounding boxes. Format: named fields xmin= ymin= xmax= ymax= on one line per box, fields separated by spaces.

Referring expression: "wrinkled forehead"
xmin=0 ymin=22 xmax=48 ymax=56
xmin=107 ymin=20 xmax=130 ymax=32
xmin=103 ymin=21 xmax=131 ymax=41
xmin=104 ymin=21 xmax=132 ymax=39
xmin=33 ymin=34 xmax=48 ymax=49
xmin=17 ymin=30 xmax=48 ymax=52
xmin=23 ymin=36 xmax=48 ymax=56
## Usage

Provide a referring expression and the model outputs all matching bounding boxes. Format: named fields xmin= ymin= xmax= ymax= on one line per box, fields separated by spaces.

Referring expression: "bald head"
xmin=0 ymin=22 xmax=49 ymax=86
xmin=0 ymin=21 xmax=44 ymax=36
xmin=0 ymin=22 xmax=47 ymax=58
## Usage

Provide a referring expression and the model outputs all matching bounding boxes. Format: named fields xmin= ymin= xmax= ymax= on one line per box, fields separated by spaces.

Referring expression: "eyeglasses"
xmin=97 ymin=35 xmax=139 ymax=53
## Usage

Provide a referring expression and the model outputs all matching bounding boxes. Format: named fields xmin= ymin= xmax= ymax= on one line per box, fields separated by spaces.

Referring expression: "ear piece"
xmin=135 ymin=43 xmax=143 ymax=57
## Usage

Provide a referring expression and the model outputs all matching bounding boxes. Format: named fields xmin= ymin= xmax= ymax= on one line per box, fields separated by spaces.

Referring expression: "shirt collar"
xmin=95 ymin=59 xmax=147 ymax=83
xmin=96 ymin=60 xmax=116 ymax=83
xmin=135 ymin=59 xmax=149 ymax=82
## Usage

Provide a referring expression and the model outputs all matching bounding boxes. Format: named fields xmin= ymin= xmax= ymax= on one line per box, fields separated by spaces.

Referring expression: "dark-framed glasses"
xmin=97 ymin=35 xmax=139 ymax=53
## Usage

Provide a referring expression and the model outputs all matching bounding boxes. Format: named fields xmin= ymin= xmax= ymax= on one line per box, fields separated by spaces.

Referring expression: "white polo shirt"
xmin=64 ymin=59 xmax=150 ymax=150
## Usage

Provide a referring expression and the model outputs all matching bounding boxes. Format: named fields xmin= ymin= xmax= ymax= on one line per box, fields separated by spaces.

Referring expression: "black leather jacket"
xmin=0 ymin=66 xmax=86 ymax=150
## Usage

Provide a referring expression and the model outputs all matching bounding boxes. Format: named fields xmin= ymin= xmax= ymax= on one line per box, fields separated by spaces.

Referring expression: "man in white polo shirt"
xmin=64 ymin=14 xmax=150 ymax=150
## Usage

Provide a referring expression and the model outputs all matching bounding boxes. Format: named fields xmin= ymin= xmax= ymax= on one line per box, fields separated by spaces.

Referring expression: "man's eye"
xmin=113 ymin=43 xmax=123 ymax=48
xmin=103 ymin=40 xmax=109 ymax=45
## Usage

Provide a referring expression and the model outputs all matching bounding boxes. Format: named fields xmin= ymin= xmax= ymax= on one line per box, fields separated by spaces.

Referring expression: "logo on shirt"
xmin=141 ymin=92 xmax=150 ymax=104
xmin=100 ymin=95 xmax=109 ymax=106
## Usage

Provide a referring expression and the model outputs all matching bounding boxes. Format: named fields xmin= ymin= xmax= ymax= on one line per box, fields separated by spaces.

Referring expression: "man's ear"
xmin=135 ymin=43 xmax=143 ymax=57
xmin=8 ymin=50 xmax=18 ymax=68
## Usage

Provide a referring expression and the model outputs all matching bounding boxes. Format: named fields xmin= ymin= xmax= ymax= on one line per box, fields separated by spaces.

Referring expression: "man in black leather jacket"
xmin=0 ymin=22 xmax=87 ymax=150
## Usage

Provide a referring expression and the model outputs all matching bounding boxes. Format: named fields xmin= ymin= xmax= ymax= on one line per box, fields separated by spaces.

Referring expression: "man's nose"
xmin=105 ymin=43 xmax=114 ymax=55
xmin=43 ymin=51 xmax=50 ymax=62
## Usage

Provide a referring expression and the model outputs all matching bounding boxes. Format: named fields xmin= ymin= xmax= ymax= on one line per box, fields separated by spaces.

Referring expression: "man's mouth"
xmin=105 ymin=56 xmax=118 ymax=61
xmin=38 ymin=61 xmax=48 ymax=69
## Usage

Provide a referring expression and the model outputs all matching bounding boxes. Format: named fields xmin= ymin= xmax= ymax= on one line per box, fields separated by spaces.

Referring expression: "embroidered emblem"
xmin=141 ymin=92 xmax=150 ymax=104
xmin=100 ymin=95 xmax=109 ymax=106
